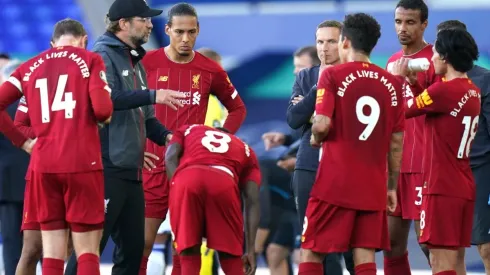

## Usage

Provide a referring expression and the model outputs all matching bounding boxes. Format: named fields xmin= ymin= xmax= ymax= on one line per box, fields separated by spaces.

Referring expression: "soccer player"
xmin=0 ymin=19 xmax=113 ymax=275
xmin=391 ymin=27 xmax=480 ymax=275
xmin=299 ymin=13 xmax=404 ymax=275
xmin=384 ymin=1 xmax=438 ymax=273
xmin=435 ymin=20 xmax=490 ymax=275
xmin=141 ymin=3 xmax=247 ymax=274
xmin=165 ymin=124 xmax=260 ymax=275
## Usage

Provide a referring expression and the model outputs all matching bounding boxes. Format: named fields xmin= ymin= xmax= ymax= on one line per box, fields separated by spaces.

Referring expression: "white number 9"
xmin=356 ymin=96 xmax=380 ymax=141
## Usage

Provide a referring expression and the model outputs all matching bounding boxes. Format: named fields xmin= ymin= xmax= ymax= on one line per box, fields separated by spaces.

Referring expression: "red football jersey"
xmin=386 ymin=44 xmax=439 ymax=173
xmin=0 ymin=46 xmax=113 ymax=173
xmin=406 ymin=78 xmax=480 ymax=200
xmin=314 ymin=61 xmax=405 ymax=211
xmin=142 ymin=49 xmax=246 ymax=172
xmin=169 ymin=125 xmax=261 ymax=187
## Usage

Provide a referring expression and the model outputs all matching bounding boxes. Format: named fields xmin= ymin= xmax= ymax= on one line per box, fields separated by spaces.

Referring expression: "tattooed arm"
xmin=311 ymin=114 xmax=332 ymax=146
xmin=387 ymin=132 xmax=403 ymax=191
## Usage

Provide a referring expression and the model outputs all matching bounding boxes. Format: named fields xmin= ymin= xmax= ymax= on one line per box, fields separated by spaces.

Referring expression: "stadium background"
xmin=1 ymin=0 xmax=489 ymax=273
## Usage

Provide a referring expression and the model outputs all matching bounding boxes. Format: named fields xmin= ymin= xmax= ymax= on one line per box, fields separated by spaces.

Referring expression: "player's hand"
xmin=143 ymin=152 xmax=159 ymax=171
xmin=318 ymin=64 xmax=332 ymax=77
xmin=291 ymin=95 xmax=304 ymax=105
xmin=155 ymin=89 xmax=186 ymax=110
xmin=21 ymin=138 xmax=36 ymax=154
xmin=242 ymin=253 xmax=257 ymax=275
xmin=386 ymin=190 xmax=397 ymax=214
xmin=391 ymin=58 xmax=411 ymax=77
xmin=165 ymin=134 xmax=173 ymax=145
xmin=277 ymin=157 xmax=296 ymax=172
xmin=310 ymin=134 xmax=321 ymax=148
xmin=262 ymin=132 xmax=286 ymax=151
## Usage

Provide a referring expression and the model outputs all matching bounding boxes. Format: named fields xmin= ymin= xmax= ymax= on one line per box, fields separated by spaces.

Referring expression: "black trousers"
xmin=0 ymin=202 xmax=23 ymax=275
xmin=292 ymin=169 xmax=354 ymax=275
xmin=65 ymin=174 xmax=145 ymax=275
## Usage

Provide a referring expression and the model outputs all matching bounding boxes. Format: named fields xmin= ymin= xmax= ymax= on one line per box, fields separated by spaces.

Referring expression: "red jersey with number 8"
xmin=4 ymin=46 xmax=112 ymax=173
xmin=169 ymin=125 xmax=261 ymax=187
xmin=406 ymin=79 xmax=480 ymax=200
xmin=314 ymin=62 xmax=405 ymax=211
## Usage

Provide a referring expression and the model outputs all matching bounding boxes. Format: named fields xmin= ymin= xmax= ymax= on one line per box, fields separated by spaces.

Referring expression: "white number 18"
xmin=458 ymin=116 xmax=478 ymax=159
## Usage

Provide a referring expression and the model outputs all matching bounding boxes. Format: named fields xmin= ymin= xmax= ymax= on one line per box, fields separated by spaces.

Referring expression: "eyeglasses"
xmin=133 ymin=17 xmax=151 ymax=24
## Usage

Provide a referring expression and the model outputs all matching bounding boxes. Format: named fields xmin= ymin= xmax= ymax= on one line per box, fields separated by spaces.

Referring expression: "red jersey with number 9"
xmin=169 ymin=125 xmax=261 ymax=187
xmin=406 ymin=79 xmax=480 ymax=200
xmin=5 ymin=46 xmax=112 ymax=173
xmin=313 ymin=61 xmax=405 ymax=211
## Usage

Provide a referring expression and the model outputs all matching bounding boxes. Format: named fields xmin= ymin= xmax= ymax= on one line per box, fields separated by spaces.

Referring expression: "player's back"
xmin=174 ymin=124 xmax=253 ymax=180
xmin=14 ymin=46 xmax=106 ymax=173
xmin=314 ymin=62 xmax=404 ymax=210
xmin=421 ymin=79 xmax=481 ymax=200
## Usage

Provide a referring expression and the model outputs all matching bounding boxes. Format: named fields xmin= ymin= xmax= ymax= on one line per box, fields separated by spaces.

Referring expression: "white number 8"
xmin=420 ymin=210 xmax=426 ymax=229
xmin=201 ymin=130 xmax=231 ymax=153
xmin=356 ymin=96 xmax=380 ymax=141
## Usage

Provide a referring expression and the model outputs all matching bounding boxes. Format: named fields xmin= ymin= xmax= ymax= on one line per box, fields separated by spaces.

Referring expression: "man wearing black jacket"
xmin=286 ymin=20 xmax=354 ymax=275
xmin=64 ymin=0 xmax=185 ymax=274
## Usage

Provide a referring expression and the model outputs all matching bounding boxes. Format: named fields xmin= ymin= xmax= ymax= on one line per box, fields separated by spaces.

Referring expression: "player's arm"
xmin=311 ymin=69 xmax=335 ymax=143
xmin=286 ymin=69 xmax=318 ymax=129
xmin=388 ymin=132 xmax=403 ymax=191
xmin=96 ymin=51 xmax=156 ymax=110
xmin=144 ymin=105 xmax=172 ymax=146
xmin=240 ymin=152 xmax=261 ymax=262
xmin=211 ymin=70 xmax=246 ymax=133
xmin=164 ymin=128 xmax=186 ymax=179
xmin=0 ymin=78 xmax=30 ymax=148
xmin=89 ymin=55 xmax=113 ymax=123
xmin=14 ymin=98 xmax=35 ymax=139
xmin=405 ymin=84 xmax=444 ymax=118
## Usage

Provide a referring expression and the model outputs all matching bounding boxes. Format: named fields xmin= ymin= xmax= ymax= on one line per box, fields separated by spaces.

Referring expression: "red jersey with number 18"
xmin=313 ymin=62 xmax=405 ymax=211
xmin=0 ymin=46 xmax=113 ymax=173
xmin=406 ymin=79 xmax=480 ymax=200
xmin=169 ymin=125 xmax=261 ymax=187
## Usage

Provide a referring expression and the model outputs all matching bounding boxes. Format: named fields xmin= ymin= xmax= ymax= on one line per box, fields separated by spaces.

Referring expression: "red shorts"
xmin=419 ymin=195 xmax=474 ymax=249
xmin=390 ymin=173 xmax=423 ymax=220
xmin=169 ymin=166 xmax=243 ymax=256
xmin=30 ymin=171 xmax=105 ymax=232
xmin=21 ymin=180 xmax=40 ymax=231
xmin=301 ymin=197 xmax=390 ymax=253
xmin=143 ymin=171 xmax=169 ymax=219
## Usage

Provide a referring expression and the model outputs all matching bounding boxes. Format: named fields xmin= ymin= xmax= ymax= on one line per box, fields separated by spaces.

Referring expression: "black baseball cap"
xmin=108 ymin=0 xmax=163 ymax=21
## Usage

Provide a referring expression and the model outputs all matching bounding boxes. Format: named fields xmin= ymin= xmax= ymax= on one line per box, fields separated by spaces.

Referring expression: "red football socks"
xmin=435 ymin=271 xmax=457 ymax=275
xmin=77 ymin=253 xmax=100 ymax=275
xmin=219 ymin=256 xmax=244 ymax=275
xmin=139 ymin=255 xmax=149 ymax=275
xmin=171 ymin=254 xmax=182 ymax=275
xmin=298 ymin=262 xmax=323 ymax=275
xmin=41 ymin=258 xmax=64 ymax=275
xmin=180 ymin=255 xmax=201 ymax=275
xmin=384 ymin=252 xmax=412 ymax=275
xmin=355 ymin=262 xmax=377 ymax=275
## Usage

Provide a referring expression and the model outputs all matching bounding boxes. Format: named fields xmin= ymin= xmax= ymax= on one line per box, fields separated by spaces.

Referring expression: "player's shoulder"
xmin=142 ymin=48 xmax=165 ymax=68
xmin=193 ymin=52 xmax=223 ymax=73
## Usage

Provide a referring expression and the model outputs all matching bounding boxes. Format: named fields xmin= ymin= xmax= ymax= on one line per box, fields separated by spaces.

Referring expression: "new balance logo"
xmin=192 ymin=92 xmax=201 ymax=105
xmin=104 ymin=199 xmax=110 ymax=214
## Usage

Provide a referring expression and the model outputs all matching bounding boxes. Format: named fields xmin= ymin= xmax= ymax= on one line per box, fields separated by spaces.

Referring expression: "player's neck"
xmin=444 ymin=67 xmax=468 ymax=81
xmin=402 ymin=40 xmax=428 ymax=55
xmin=165 ymin=46 xmax=195 ymax=64
xmin=347 ymin=52 xmax=371 ymax=63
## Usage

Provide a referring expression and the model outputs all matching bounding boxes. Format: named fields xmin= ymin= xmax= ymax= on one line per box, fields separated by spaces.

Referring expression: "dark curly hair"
xmin=341 ymin=13 xmax=381 ymax=56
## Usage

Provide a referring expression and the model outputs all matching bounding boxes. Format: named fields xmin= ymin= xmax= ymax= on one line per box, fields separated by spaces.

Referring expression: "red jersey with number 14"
xmin=2 ymin=46 xmax=112 ymax=173
xmin=314 ymin=62 xmax=405 ymax=211
xmin=169 ymin=125 xmax=261 ymax=187
xmin=386 ymin=44 xmax=438 ymax=173
xmin=406 ymin=79 xmax=480 ymax=200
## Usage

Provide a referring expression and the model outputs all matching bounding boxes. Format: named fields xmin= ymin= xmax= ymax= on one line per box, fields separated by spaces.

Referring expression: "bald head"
xmin=197 ymin=47 xmax=222 ymax=65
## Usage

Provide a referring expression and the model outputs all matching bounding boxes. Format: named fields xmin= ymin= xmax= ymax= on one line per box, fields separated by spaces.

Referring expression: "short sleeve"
xmin=315 ymin=68 xmax=336 ymax=118
xmin=168 ymin=125 xmax=189 ymax=146
xmin=393 ymin=79 xmax=405 ymax=133
xmin=239 ymin=148 xmax=262 ymax=187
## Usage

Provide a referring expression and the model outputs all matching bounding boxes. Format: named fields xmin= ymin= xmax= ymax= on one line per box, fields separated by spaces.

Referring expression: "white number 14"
xmin=35 ymin=74 xmax=76 ymax=123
